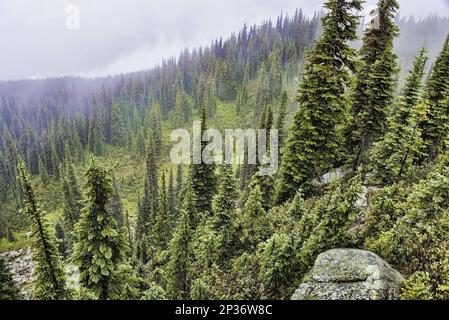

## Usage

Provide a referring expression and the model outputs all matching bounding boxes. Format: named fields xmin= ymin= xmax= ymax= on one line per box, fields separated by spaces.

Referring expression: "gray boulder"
xmin=291 ymin=249 xmax=404 ymax=300
xmin=1 ymin=248 xmax=34 ymax=299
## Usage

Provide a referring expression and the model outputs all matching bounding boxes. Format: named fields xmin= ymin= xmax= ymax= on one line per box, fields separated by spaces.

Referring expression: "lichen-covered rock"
xmin=1 ymin=248 xmax=34 ymax=299
xmin=291 ymin=249 xmax=404 ymax=300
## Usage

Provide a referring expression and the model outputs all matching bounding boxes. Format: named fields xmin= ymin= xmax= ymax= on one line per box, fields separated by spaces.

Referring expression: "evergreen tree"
xmin=370 ymin=49 xmax=429 ymax=184
xmin=276 ymin=0 xmax=363 ymax=202
xmin=420 ymin=36 xmax=449 ymax=160
xmin=175 ymin=164 xmax=183 ymax=201
xmin=72 ymin=160 xmax=126 ymax=300
xmin=168 ymin=167 xmax=176 ymax=220
xmin=166 ymin=183 xmax=195 ymax=299
xmin=349 ymin=0 xmax=400 ymax=169
xmin=124 ymin=210 xmax=133 ymax=249
xmin=212 ymin=165 xmax=238 ymax=261
xmin=297 ymin=174 xmax=362 ymax=276
xmin=189 ymin=105 xmax=217 ymax=214
xmin=0 ymin=255 xmax=21 ymax=300
xmin=61 ymin=170 xmax=79 ymax=249
xmin=258 ymin=233 xmax=296 ymax=299
xmin=136 ymin=131 xmax=159 ymax=247
xmin=110 ymin=100 xmax=125 ymax=146
xmin=153 ymin=170 xmax=170 ymax=252
xmin=276 ymin=91 xmax=288 ymax=150
xmin=17 ymin=162 xmax=69 ymax=300
xmin=240 ymin=185 xmax=269 ymax=251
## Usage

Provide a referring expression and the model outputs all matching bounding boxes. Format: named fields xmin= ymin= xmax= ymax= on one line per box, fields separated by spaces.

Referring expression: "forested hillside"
xmin=1 ymin=0 xmax=449 ymax=300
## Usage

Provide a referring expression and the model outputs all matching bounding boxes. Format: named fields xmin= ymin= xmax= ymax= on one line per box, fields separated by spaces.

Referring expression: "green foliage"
xmin=370 ymin=49 xmax=429 ymax=185
xmin=420 ymin=36 xmax=449 ymax=160
xmin=212 ymin=165 xmax=238 ymax=261
xmin=72 ymin=160 xmax=127 ymax=300
xmin=141 ymin=282 xmax=167 ymax=300
xmin=189 ymin=106 xmax=217 ymax=214
xmin=166 ymin=183 xmax=195 ymax=299
xmin=349 ymin=0 xmax=400 ymax=168
xmin=17 ymin=162 xmax=69 ymax=300
xmin=276 ymin=0 xmax=363 ymax=201
xmin=366 ymin=159 xmax=449 ymax=296
xmin=258 ymin=233 xmax=297 ymax=299
xmin=297 ymin=174 xmax=362 ymax=276
xmin=240 ymin=186 xmax=270 ymax=251
xmin=401 ymin=272 xmax=433 ymax=300
xmin=136 ymin=132 xmax=159 ymax=251
xmin=153 ymin=170 xmax=171 ymax=252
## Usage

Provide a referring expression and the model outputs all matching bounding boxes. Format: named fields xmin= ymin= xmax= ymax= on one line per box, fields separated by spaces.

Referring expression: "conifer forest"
xmin=2 ymin=0 xmax=449 ymax=302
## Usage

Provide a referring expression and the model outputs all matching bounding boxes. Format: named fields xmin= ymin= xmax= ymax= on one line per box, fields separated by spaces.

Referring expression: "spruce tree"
xmin=240 ymin=185 xmax=269 ymax=251
xmin=212 ymin=165 xmax=238 ymax=261
xmin=189 ymin=105 xmax=217 ymax=214
xmin=153 ymin=170 xmax=170 ymax=252
xmin=72 ymin=160 xmax=126 ymax=300
xmin=258 ymin=233 xmax=296 ymax=299
xmin=61 ymin=171 xmax=79 ymax=249
xmin=136 ymin=131 xmax=159 ymax=246
xmin=349 ymin=0 xmax=399 ymax=169
xmin=17 ymin=162 xmax=69 ymax=300
xmin=276 ymin=0 xmax=363 ymax=202
xmin=276 ymin=91 xmax=288 ymax=150
xmin=370 ymin=49 xmax=429 ymax=184
xmin=420 ymin=36 xmax=449 ymax=160
xmin=168 ymin=167 xmax=176 ymax=220
xmin=0 ymin=255 xmax=21 ymax=300
xmin=166 ymin=181 xmax=196 ymax=299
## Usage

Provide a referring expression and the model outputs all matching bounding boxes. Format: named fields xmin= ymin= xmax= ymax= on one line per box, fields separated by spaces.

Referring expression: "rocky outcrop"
xmin=1 ymin=248 xmax=34 ymax=299
xmin=291 ymin=249 xmax=404 ymax=300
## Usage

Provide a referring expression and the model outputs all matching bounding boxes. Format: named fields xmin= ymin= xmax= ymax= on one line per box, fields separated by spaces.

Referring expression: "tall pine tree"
xmin=276 ymin=0 xmax=363 ymax=202
xmin=17 ymin=162 xmax=69 ymax=300
xmin=72 ymin=160 xmax=126 ymax=300
xmin=349 ymin=0 xmax=399 ymax=169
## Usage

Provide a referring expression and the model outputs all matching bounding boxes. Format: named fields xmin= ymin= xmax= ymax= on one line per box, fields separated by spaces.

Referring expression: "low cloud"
xmin=0 ymin=0 xmax=447 ymax=80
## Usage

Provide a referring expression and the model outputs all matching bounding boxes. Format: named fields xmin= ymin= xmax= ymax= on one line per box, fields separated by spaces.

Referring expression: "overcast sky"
xmin=0 ymin=0 xmax=448 ymax=80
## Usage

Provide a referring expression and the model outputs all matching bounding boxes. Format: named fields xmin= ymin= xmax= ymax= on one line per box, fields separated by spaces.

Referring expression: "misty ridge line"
xmin=1 ymin=1 xmax=449 ymax=82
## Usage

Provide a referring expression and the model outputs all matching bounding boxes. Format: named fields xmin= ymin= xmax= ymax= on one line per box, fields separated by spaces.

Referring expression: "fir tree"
xmin=420 ymin=35 xmax=449 ymax=160
xmin=166 ymin=183 xmax=195 ymax=299
xmin=136 ymin=131 xmax=159 ymax=246
xmin=72 ymin=159 xmax=126 ymax=300
xmin=240 ymin=185 xmax=269 ymax=251
xmin=110 ymin=100 xmax=125 ymax=146
xmin=276 ymin=91 xmax=288 ymax=150
xmin=349 ymin=0 xmax=400 ymax=169
xmin=189 ymin=105 xmax=217 ymax=214
xmin=168 ymin=167 xmax=176 ymax=220
xmin=61 ymin=169 xmax=79 ymax=249
xmin=276 ymin=0 xmax=363 ymax=202
xmin=153 ymin=170 xmax=170 ymax=252
xmin=258 ymin=233 xmax=296 ymax=299
xmin=212 ymin=165 xmax=238 ymax=261
xmin=17 ymin=162 xmax=69 ymax=300
xmin=370 ymin=49 xmax=429 ymax=184
xmin=124 ymin=210 xmax=133 ymax=249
